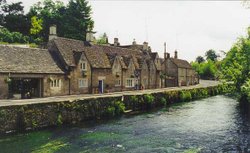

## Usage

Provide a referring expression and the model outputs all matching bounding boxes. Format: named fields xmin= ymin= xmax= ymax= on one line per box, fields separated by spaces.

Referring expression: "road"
xmin=0 ymin=80 xmax=219 ymax=107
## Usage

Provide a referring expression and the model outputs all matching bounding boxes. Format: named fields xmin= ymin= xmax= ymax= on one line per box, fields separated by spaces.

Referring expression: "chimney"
xmin=86 ymin=31 xmax=95 ymax=42
xmin=132 ymin=39 xmax=136 ymax=45
xmin=143 ymin=42 xmax=148 ymax=51
xmin=49 ymin=25 xmax=57 ymax=41
xmin=114 ymin=38 xmax=120 ymax=46
xmin=167 ymin=53 xmax=170 ymax=58
xmin=174 ymin=50 xmax=178 ymax=59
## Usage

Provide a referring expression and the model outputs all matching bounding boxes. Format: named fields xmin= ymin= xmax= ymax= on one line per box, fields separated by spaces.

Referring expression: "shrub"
xmin=114 ymin=101 xmax=125 ymax=115
xmin=180 ymin=91 xmax=192 ymax=102
xmin=143 ymin=94 xmax=155 ymax=104
xmin=160 ymin=97 xmax=167 ymax=106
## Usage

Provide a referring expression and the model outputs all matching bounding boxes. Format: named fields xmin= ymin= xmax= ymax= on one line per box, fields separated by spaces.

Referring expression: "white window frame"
xmin=79 ymin=79 xmax=88 ymax=88
xmin=80 ymin=61 xmax=87 ymax=71
xmin=50 ymin=79 xmax=61 ymax=88
xmin=115 ymin=79 xmax=121 ymax=86
xmin=126 ymin=78 xmax=134 ymax=87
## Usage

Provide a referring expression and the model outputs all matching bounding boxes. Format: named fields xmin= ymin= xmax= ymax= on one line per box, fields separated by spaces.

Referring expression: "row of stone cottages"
xmin=0 ymin=27 xmax=198 ymax=99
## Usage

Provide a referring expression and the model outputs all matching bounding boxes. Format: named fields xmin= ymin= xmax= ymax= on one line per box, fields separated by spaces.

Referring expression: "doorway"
xmin=98 ymin=80 xmax=104 ymax=93
xmin=9 ymin=78 xmax=42 ymax=99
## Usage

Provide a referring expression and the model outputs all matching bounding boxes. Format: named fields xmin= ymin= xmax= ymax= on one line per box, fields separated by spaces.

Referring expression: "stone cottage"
xmin=161 ymin=50 xmax=196 ymax=87
xmin=0 ymin=26 xmax=198 ymax=99
xmin=0 ymin=46 xmax=66 ymax=99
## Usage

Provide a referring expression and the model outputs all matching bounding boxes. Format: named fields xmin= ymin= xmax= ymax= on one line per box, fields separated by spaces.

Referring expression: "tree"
xmin=0 ymin=0 xmax=6 ymax=25
xmin=96 ymin=33 xmax=108 ymax=44
xmin=221 ymin=27 xmax=250 ymax=102
xmin=28 ymin=0 xmax=94 ymax=42
xmin=28 ymin=0 xmax=65 ymax=42
xmin=63 ymin=0 xmax=94 ymax=40
xmin=1 ymin=2 xmax=30 ymax=35
xmin=205 ymin=49 xmax=219 ymax=62
xmin=30 ymin=16 xmax=43 ymax=35
xmin=195 ymin=56 xmax=205 ymax=63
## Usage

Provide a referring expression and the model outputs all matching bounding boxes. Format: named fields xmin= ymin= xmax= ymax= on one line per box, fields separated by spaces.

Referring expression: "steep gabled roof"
xmin=52 ymin=37 xmax=111 ymax=69
xmin=82 ymin=45 xmax=111 ymax=68
xmin=0 ymin=46 xmax=64 ymax=74
xmin=170 ymin=58 xmax=192 ymax=69
xmin=53 ymin=37 xmax=86 ymax=66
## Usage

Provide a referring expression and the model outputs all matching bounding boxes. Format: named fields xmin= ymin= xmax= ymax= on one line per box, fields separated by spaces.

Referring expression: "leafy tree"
xmin=195 ymin=56 xmax=205 ymax=63
xmin=205 ymin=49 xmax=219 ymax=62
xmin=191 ymin=60 xmax=218 ymax=80
xmin=221 ymin=27 xmax=250 ymax=102
xmin=63 ymin=0 xmax=94 ymax=41
xmin=96 ymin=33 xmax=108 ymax=44
xmin=0 ymin=0 xmax=6 ymax=25
xmin=30 ymin=16 xmax=43 ymax=35
xmin=28 ymin=0 xmax=65 ymax=42
xmin=1 ymin=2 xmax=30 ymax=35
xmin=0 ymin=27 xmax=29 ymax=43
xmin=28 ymin=0 xmax=94 ymax=42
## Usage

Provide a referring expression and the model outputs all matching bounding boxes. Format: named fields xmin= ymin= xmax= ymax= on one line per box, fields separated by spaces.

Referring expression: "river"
xmin=0 ymin=95 xmax=249 ymax=153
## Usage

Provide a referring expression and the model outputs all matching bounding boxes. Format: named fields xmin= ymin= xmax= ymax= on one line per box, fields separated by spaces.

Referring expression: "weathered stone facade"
xmin=0 ymin=34 xmax=198 ymax=99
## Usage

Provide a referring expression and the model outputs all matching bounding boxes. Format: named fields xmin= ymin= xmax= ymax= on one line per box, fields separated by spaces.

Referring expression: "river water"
xmin=0 ymin=95 xmax=249 ymax=153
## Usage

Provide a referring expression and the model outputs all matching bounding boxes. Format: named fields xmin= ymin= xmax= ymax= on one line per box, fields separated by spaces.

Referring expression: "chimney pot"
xmin=174 ymin=50 xmax=178 ymax=59
xmin=143 ymin=42 xmax=148 ymax=51
xmin=132 ymin=39 xmax=136 ymax=45
xmin=114 ymin=38 xmax=120 ymax=46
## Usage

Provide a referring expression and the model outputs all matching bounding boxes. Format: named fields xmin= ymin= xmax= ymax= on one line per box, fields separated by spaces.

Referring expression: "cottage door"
xmin=98 ymin=80 xmax=103 ymax=93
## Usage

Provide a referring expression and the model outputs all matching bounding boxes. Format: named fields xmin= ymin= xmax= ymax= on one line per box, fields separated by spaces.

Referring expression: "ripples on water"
xmin=0 ymin=95 xmax=249 ymax=153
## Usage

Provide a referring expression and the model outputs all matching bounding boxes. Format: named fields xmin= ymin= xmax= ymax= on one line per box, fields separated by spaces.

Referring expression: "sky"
xmin=8 ymin=0 xmax=250 ymax=61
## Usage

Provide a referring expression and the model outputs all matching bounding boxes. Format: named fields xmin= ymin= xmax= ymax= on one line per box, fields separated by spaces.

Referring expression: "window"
xmin=115 ymin=79 xmax=121 ymax=86
xmin=80 ymin=62 xmax=87 ymax=71
xmin=126 ymin=78 xmax=134 ymax=87
xmin=50 ymin=79 xmax=61 ymax=88
xmin=79 ymin=79 xmax=88 ymax=88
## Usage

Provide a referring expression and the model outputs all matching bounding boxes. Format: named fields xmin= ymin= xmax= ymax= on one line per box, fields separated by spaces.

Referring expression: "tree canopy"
xmin=221 ymin=27 xmax=250 ymax=102
xmin=195 ymin=56 xmax=205 ymax=63
xmin=205 ymin=49 xmax=219 ymax=62
xmin=0 ymin=0 xmax=94 ymax=44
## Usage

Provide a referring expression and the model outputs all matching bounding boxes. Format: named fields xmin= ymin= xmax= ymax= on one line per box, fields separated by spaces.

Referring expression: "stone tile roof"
xmin=82 ymin=45 xmax=111 ymax=69
xmin=53 ymin=37 xmax=86 ymax=66
xmin=170 ymin=58 xmax=192 ymax=69
xmin=52 ymin=38 xmax=111 ymax=69
xmin=0 ymin=46 xmax=64 ymax=74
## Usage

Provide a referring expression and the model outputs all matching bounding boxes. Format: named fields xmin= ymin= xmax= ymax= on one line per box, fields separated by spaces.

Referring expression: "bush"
xmin=143 ymin=94 xmax=155 ymax=104
xmin=180 ymin=91 xmax=192 ymax=102
xmin=114 ymin=101 xmax=125 ymax=115
xmin=160 ymin=97 xmax=167 ymax=106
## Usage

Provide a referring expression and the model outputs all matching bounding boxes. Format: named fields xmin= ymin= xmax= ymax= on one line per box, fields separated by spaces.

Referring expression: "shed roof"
xmin=0 ymin=46 xmax=64 ymax=74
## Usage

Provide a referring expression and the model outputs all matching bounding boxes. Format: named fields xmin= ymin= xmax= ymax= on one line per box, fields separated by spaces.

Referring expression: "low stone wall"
xmin=0 ymin=84 xmax=231 ymax=134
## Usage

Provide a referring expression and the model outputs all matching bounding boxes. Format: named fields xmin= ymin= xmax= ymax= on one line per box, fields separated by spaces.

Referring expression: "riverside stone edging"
xmin=0 ymin=83 xmax=230 ymax=134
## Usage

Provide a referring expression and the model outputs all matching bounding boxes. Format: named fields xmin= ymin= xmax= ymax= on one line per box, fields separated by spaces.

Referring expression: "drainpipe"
xmin=121 ymin=69 xmax=123 ymax=91
xmin=90 ymin=68 xmax=93 ymax=94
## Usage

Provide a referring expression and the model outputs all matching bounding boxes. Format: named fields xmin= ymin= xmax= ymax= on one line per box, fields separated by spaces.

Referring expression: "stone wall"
xmin=0 ymin=74 xmax=8 ymax=99
xmin=0 ymin=83 xmax=231 ymax=134
xmin=43 ymin=74 xmax=69 ymax=97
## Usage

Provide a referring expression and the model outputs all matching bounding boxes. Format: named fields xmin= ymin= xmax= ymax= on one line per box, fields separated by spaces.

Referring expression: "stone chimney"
xmin=114 ymin=38 xmax=120 ymax=46
xmin=86 ymin=31 xmax=95 ymax=42
xmin=143 ymin=42 xmax=148 ymax=51
xmin=49 ymin=25 xmax=57 ymax=41
xmin=167 ymin=53 xmax=170 ymax=58
xmin=132 ymin=39 xmax=136 ymax=45
xmin=174 ymin=50 xmax=178 ymax=59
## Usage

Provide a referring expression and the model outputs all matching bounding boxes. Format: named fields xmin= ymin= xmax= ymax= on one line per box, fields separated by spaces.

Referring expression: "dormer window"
xmin=80 ymin=62 xmax=87 ymax=71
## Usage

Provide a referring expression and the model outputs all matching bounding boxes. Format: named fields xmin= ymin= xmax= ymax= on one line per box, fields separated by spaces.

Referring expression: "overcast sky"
xmin=9 ymin=0 xmax=250 ymax=61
